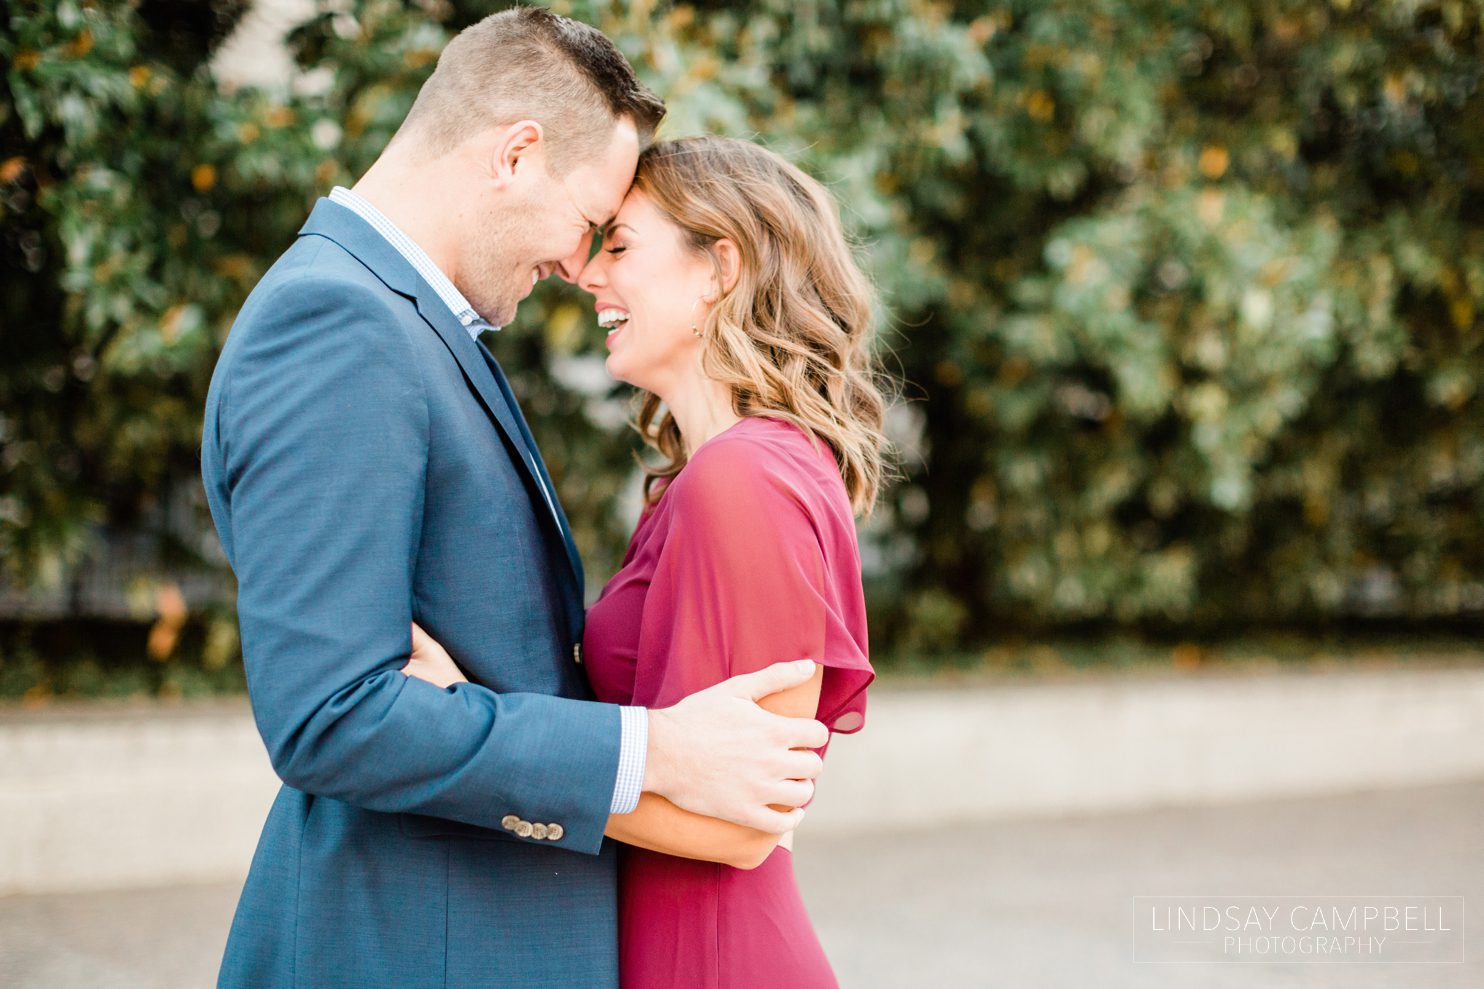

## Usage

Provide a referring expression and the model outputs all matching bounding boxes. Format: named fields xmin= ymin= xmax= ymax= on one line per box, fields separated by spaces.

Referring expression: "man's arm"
xmin=212 ymin=276 xmax=622 ymax=854
xmin=403 ymin=622 xmax=828 ymax=837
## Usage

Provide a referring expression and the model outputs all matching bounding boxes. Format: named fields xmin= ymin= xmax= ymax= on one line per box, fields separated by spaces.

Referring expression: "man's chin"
xmin=496 ymin=283 xmax=533 ymax=325
xmin=469 ymin=297 xmax=516 ymax=329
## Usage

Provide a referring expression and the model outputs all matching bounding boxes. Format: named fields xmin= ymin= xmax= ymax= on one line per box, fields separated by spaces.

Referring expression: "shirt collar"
xmin=328 ymin=186 xmax=498 ymax=337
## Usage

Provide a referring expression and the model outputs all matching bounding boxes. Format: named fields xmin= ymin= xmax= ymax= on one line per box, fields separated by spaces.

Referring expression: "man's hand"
xmin=642 ymin=659 xmax=829 ymax=834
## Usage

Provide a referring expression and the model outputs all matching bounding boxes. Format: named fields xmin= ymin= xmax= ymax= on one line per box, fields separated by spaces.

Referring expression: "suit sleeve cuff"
xmin=609 ymin=705 xmax=648 ymax=814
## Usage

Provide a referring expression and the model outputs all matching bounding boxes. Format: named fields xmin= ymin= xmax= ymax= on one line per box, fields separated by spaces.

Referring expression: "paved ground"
xmin=2 ymin=780 xmax=1479 ymax=988
xmin=798 ymin=779 xmax=1483 ymax=988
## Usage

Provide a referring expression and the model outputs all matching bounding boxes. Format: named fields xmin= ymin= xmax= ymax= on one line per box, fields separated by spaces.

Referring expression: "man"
xmin=201 ymin=8 xmax=826 ymax=987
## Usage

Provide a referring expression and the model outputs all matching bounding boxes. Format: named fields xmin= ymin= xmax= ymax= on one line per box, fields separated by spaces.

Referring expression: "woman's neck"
xmin=661 ymin=371 xmax=741 ymax=458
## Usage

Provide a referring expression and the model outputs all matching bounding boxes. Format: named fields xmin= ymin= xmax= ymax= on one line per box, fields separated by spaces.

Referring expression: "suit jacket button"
xmin=545 ymin=823 xmax=564 ymax=841
xmin=531 ymin=823 xmax=549 ymax=840
xmin=501 ymin=815 xmax=520 ymax=831
xmin=515 ymin=820 xmax=534 ymax=838
xmin=573 ymin=642 xmax=583 ymax=665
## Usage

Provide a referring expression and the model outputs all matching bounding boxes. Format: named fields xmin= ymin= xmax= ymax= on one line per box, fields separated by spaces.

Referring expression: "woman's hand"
xmin=401 ymin=621 xmax=469 ymax=689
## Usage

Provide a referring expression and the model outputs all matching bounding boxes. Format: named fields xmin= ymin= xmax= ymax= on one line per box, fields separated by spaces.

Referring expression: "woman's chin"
xmin=603 ymin=354 xmax=637 ymax=387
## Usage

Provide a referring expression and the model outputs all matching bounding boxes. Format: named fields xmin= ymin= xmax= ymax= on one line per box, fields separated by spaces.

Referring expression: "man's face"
xmin=462 ymin=119 xmax=640 ymax=327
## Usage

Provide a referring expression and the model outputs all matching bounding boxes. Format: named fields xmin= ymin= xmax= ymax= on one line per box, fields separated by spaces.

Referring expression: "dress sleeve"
xmin=631 ymin=439 xmax=874 ymax=736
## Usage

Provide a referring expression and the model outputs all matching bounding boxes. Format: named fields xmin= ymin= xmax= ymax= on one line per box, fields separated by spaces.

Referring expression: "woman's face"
xmin=577 ymin=188 xmax=716 ymax=395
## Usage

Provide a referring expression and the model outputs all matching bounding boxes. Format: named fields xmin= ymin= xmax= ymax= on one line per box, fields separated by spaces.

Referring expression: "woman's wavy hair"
xmin=631 ymin=136 xmax=892 ymax=517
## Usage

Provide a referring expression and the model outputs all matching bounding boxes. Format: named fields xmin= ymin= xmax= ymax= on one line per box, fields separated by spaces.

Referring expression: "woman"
xmin=408 ymin=136 xmax=889 ymax=987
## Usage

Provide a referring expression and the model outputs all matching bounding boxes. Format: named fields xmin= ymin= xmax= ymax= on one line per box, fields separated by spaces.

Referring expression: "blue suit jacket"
xmin=202 ymin=199 xmax=621 ymax=987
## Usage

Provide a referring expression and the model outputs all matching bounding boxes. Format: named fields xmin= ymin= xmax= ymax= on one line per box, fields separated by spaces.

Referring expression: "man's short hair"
xmin=394 ymin=6 xmax=666 ymax=172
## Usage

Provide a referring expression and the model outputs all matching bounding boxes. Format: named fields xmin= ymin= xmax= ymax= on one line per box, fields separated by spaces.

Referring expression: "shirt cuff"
xmin=609 ymin=705 xmax=648 ymax=815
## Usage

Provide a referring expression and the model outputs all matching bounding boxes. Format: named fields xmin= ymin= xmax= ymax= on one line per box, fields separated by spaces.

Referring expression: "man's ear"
xmin=707 ymin=238 xmax=742 ymax=299
xmin=487 ymin=120 xmax=545 ymax=189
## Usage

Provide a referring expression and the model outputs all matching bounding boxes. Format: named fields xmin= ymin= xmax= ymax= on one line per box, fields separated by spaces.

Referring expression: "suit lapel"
xmin=416 ymin=298 xmax=586 ymax=618
xmin=476 ymin=342 xmax=586 ymax=594
xmin=297 ymin=199 xmax=584 ymax=610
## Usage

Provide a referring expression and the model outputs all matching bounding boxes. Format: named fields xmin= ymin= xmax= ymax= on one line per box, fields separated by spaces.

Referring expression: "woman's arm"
xmin=602 ymin=665 xmax=823 ymax=870
xmin=603 ymin=441 xmax=870 ymax=869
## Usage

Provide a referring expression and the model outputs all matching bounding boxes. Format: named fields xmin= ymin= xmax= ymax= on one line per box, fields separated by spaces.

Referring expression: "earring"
xmin=690 ymin=297 xmax=705 ymax=338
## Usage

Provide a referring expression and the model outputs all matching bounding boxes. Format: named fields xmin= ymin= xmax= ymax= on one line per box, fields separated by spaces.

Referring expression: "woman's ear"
xmin=706 ymin=238 xmax=742 ymax=299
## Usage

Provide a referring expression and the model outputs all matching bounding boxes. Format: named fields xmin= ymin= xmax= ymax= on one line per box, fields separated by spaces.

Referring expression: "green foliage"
xmin=2 ymin=0 xmax=312 ymax=588
xmin=2 ymin=0 xmax=1480 ymax=680
xmin=0 ymin=617 xmax=246 ymax=700
xmin=567 ymin=0 xmax=1484 ymax=634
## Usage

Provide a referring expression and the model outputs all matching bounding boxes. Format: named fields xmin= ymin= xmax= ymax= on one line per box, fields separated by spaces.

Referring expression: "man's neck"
xmin=351 ymin=156 xmax=462 ymax=285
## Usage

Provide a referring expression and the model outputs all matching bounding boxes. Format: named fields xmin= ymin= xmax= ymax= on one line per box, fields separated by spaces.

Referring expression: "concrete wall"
xmin=3 ymin=667 xmax=1483 ymax=895
xmin=0 ymin=705 xmax=271 ymax=896
xmin=808 ymin=666 xmax=1484 ymax=832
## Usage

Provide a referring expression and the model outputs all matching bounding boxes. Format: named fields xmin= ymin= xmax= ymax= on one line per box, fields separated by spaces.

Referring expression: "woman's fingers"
xmin=403 ymin=621 xmax=469 ymax=688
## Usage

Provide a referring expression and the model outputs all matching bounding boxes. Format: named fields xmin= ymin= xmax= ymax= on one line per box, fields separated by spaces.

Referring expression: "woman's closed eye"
xmin=606 ymin=245 xmax=627 ymax=256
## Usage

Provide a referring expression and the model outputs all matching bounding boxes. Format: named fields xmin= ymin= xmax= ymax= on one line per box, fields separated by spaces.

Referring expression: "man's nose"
xmin=575 ymin=252 xmax=605 ymax=294
xmin=554 ymin=230 xmax=595 ymax=284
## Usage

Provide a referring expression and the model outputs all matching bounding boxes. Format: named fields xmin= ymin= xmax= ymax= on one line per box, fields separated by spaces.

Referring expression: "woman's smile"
xmin=595 ymin=303 xmax=630 ymax=348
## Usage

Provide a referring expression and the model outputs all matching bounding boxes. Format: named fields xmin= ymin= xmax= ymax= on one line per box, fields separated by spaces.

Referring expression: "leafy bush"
xmin=2 ymin=0 xmax=1480 ymax=686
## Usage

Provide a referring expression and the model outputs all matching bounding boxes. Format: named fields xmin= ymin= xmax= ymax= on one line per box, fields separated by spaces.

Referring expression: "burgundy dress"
xmin=583 ymin=416 xmax=875 ymax=989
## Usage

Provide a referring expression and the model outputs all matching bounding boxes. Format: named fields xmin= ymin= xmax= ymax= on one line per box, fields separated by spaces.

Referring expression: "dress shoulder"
xmin=634 ymin=416 xmax=873 ymax=734
xmin=664 ymin=417 xmax=827 ymax=522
